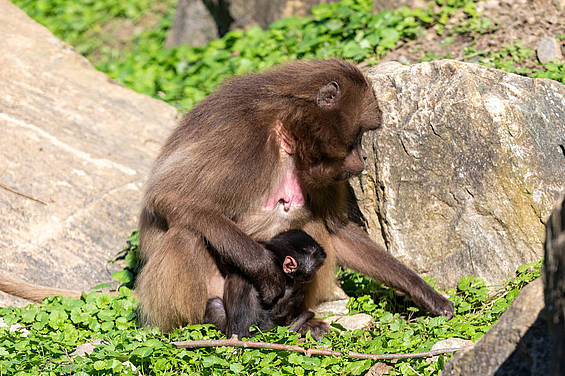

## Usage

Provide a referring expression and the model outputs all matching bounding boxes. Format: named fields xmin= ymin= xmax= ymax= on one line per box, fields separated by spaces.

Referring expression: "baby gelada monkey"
xmin=204 ymin=230 xmax=328 ymax=339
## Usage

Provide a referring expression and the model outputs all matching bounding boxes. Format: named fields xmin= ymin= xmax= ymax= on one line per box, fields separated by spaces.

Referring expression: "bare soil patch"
xmin=382 ymin=0 xmax=564 ymax=67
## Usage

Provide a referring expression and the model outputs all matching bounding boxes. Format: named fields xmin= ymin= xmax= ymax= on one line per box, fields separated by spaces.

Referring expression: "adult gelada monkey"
xmin=0 ymin=60 xmax=454 ymax=331
xmin=135 ymin=59 xmax=453 ymax=332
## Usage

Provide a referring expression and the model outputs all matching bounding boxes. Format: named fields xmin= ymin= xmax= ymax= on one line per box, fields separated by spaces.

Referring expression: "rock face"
xmin=0 ymin=1 xmax=179 ymax=306
xmin=441 ymin=279 xmax=552 ymax=375
xmin=165 ymin=0 xmax=225 ymax=48
xmin=441 ymin=195 xmax=565 ymax=375
xmin=544 ymin=195 xmax=565 ymax=376
xmin=352 ymin=60 xmax=565 ymax=288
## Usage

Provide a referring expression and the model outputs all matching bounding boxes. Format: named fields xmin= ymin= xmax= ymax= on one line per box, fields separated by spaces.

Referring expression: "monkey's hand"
xmin=413 ymin=286 xmax=454 ymax=319
xmin=252 ymin=249 xmax=286 ymax=307
xmin=165 ymin=207 xmax=286 ymax=306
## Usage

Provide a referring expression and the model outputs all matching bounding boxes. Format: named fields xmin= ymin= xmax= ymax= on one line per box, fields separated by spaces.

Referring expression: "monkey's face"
xmin=267 ymin=230 xmax=327 ymax=283
xmin=287 ymin=243 xmax=327 ymax=283
xmin=292 ymin=79 xmax=382 ymax=189
xmin=341 ymin=142 xmax=367 ymax=179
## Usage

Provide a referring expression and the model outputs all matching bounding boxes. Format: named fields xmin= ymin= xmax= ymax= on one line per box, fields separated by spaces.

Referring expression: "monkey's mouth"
xmin=336 ymin=171 xmax=354 ymax=181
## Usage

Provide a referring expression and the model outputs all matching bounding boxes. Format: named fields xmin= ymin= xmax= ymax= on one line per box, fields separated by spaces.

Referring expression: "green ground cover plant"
xmin=0 ymin=238 xmax=541 ymax=376
xmin=94 ymin=0 xmax=435 ymax=110
xmin=462 ymin=39 xmax=565 ymax=83
xmin=12 ymin=0 xmax=176 ymax=61
xmin=14 ymin=0 xmax=564 ymax=112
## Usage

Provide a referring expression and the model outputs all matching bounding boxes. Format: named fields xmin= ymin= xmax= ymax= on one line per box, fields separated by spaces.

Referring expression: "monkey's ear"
xmin=316 ymin=81 xmax=340 ymax=109
xmin=282 ymin=256 xmax=298 ymax=274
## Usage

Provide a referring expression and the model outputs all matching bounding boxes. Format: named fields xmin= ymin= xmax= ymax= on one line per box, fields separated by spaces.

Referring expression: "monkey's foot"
xmin=298 ymin=318 xmax=330 ymax=341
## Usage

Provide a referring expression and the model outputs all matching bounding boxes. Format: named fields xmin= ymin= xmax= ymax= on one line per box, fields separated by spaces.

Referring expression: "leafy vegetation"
xmin=0 ymin=251 xmax=541 ymax=376
xmin=94 ymin=0 xmax=438 ymax=111
xmin=111 ymin=231 xmax=139 ymax=290
xmin=432 ymin=0 xmax=497 ymax=36
xmin=12 ymin=0 xmax=176 ymax=62
xmin=460 ymin=40 xmax=565 ymax=84
xmin=14 ymin=0 xmax=564 ymax=112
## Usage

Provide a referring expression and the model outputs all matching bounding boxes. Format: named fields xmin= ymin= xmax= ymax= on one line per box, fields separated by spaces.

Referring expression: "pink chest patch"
xmin=264 ymin=169 xmax=305 ymax=211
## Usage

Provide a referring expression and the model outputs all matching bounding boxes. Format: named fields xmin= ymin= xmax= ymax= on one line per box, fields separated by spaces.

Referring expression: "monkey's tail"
xmin=0 ymin=276 xmax=83 ymax=302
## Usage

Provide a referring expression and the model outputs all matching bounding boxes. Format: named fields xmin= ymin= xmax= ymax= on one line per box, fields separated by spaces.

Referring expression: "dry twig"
xmin=0 ymin=183 xmax=48 ymax=205
xmin=172 ymin=337 xmax=470 ymax=360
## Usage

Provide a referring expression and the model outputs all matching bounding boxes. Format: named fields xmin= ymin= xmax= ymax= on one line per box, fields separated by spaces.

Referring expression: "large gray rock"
xmin=0 ymin=0 xmax=179 ymax=306
xmin=441 ymin=279 xmax=552 ymax=375
xmin=165 ymin=0 xmax=224 ymax=48
xmin=544 ymin=195 xmax=565 ymax=376
xmin=166 ymin=0 xmax=340 ymax=47
xmin=441 ymin=195 xmax=565 ymax=375
xmin=352 ymin=60 xmax=565 ymax=289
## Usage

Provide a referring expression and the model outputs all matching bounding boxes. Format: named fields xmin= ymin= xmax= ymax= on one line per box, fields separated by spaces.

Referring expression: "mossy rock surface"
xmin=352 ymin=60 xmax=565 ymax=288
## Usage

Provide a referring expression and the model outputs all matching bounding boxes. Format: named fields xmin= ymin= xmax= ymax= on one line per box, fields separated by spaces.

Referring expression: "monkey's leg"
xmin=223 ymin=274 xmax=262 ymax=339
xmin=331 ymin=222 xmax=454 ymax=318
xmin=135 ymin=226 xmax=211 ymax=331
xmin=204 ymin=297 xmax=227 ymax=333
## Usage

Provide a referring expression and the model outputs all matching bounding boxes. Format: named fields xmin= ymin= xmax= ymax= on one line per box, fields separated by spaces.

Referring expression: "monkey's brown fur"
xmin=0 ymin=60 xmax=453 ymax=332
xmin=135 ymin=59 xmax=454 ymax=332
xmin=205 ymin=229 xmax=329 ymax=340
xmin=0 ymin=276 xmax=83 ymax=302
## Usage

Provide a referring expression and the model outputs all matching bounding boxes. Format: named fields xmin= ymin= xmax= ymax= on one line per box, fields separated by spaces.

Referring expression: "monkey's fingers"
xmin=416 ymin=289 xmax=454 ymax=319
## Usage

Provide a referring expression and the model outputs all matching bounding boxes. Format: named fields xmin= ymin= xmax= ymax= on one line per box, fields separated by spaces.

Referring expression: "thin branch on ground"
xmin=172 ymin=336 xmax=472 ymax=360
xmin=0 ymin=183 xmax=48 ymax=205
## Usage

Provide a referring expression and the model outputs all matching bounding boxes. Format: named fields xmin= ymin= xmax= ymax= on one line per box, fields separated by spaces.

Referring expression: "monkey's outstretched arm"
xmin=331 ymin=223 xmax=454 ymax=318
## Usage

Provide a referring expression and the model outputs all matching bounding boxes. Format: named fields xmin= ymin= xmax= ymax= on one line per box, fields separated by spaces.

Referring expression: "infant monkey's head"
xmin=263 ymin=229 xmax=327 ymax=282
